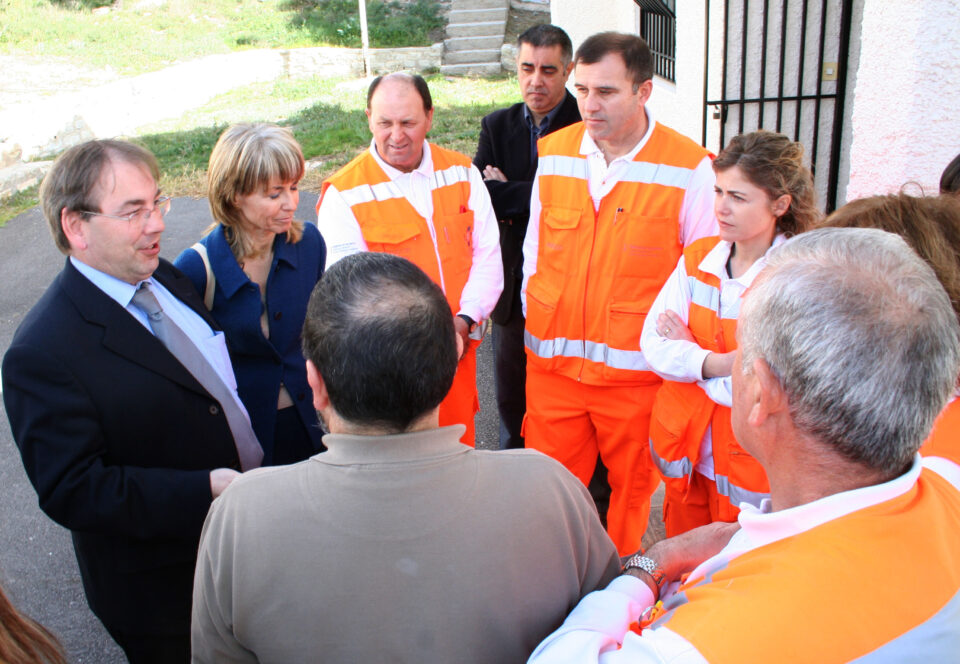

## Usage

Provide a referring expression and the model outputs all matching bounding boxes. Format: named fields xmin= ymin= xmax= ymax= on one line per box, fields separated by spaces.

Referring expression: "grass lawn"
xmin=0 ymin=73 xmax=521 ymax=225
xmin=0 ymin=0 xmax=444 ymax=76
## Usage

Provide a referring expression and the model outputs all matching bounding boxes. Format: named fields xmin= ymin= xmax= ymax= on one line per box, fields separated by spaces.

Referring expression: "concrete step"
xmin=448 ymin=7 xmax=507 ymax=23
xmin=0 ymin=160 xmax=53 ymax=201
xmin=444 ymin=35 xmax=504 ymax=52
xmin=447 ymin=21 xmax=506 ymax=39
xmin=450 ymin=0 xmax=507 ymax=10
xmin=441 ymin=62 xmax=502 ymax=76
xmin=443 ymin=48 xmax=502 ymax=65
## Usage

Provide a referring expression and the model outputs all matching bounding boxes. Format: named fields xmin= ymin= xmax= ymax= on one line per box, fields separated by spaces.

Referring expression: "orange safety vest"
xmin=525 ymin=121 xmax=709 ymax=386
xmin=921 ymin=397 xmax=960 ymax=464
xmin=647 ymin=467 xmax=960 ymax=662
xmin=648 ymin=237 xmax=769 ymax=520
xmin=318 ymin=144 xmax=475 ymax=315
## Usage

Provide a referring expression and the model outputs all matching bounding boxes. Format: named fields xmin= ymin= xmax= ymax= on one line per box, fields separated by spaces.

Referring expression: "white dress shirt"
xmin=70 ymin=256 xmax=248 ymax=418
xmin=316 ymin=140 xmax=503 ymax=323
xmin=521 ymin=107 xmax=718 ymax=320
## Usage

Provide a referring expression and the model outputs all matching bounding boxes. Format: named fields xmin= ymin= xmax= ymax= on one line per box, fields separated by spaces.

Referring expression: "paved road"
xmin=0 ymin=192 xmax=499 ymax=662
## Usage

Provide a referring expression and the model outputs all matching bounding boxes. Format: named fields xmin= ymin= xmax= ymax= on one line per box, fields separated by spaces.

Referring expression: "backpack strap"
xmin=191 ymin=242 xmax=215 ymax=310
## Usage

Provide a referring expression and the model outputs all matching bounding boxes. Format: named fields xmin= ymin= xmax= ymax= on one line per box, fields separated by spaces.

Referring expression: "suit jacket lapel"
xmin=61 ymin=259 xmax=212 ymax=397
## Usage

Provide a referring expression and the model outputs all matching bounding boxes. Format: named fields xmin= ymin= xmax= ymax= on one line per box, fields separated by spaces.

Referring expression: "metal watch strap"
xmin=623 ymin=554 xmax=667 ymax=589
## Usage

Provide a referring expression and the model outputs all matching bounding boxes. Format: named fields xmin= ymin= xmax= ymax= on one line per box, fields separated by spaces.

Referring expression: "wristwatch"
xmin=456 ymin=314 xmax=478 ymax=334
xmin=622 ymin=554 xmax=666 ymax=590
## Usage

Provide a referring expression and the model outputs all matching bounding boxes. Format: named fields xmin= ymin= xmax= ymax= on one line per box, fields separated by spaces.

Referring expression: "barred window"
xmin=635 ymin=0 xmax=676 ymax=82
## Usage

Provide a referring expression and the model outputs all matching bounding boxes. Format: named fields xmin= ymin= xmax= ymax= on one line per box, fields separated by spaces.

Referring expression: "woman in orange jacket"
xmin=641 ymin=131 xmax=821 ymax=536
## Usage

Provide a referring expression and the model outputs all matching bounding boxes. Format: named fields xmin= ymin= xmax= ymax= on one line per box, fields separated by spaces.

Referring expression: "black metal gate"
xmin=702 ymin=0 xmax=853 ymax=211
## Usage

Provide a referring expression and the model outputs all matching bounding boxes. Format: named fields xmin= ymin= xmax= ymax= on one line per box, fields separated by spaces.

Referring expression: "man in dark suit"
xmin=474 ymin=24 xmax=580 ymax=450
xmin=2 ymin=140 xmax=255 ymax=663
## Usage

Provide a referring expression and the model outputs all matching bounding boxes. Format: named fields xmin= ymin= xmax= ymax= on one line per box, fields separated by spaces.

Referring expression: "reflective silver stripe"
xmin=620 ymin=161 xmax=695 ymax=189
xmin=849 ymin=587 xmax=960 ymax=662
xmin=688 ymin=276 xmax=720 ymax=312
xmin=524 ymin=331 xmax=646 ymax=371
xmin=431 ymin=164 xmax=470 ymax=190
xmin=338 ymin=164 xmax=469 ymax=208
xmin=688 ymin=276 xmax=740 ymax=320
xmin=714 ymin=474 xmax=769 ymax=509
xmin=649 ymin=438 xmax=693 ymax=479
xmin=538 ymin=154 xmax=588 ymax=180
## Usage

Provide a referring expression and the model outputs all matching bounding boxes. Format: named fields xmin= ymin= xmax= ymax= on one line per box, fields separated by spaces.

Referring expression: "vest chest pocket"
xmin=618 ymin=214 xmax=680 ymax=280
xmin=537 ymin=206 xmax=581 ymax=286
xmin=436 ymin=210 xmax=474 ymax=287
xmin=361 ymin=218 xmax=422 ymax=262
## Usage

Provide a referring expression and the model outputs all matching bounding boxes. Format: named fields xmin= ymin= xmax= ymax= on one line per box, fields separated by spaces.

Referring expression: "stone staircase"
xmin=441 ymin=0 xmax=509 ymax=76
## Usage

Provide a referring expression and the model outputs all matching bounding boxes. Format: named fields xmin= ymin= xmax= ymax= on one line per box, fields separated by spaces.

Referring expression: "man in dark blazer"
xmin=474 ymin=24 xmax=580 ymax=450
xmin=2 ymin=140 xmax=253 ymax=663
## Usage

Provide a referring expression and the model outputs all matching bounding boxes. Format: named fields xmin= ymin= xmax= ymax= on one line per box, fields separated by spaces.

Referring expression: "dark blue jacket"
xmin=175 ymin=222 xmax=326 ymax=462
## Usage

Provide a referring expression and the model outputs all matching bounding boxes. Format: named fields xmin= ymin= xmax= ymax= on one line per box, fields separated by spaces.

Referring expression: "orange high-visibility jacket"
xmin=649 ymin=466 xmax=960 ymax=662
xmin=921 ymin=397 xmax=960 ymax=463
xmin=319 ymin=145 xmax=475 ymax=315
xmin=649 ymin=237 xmax=769 ymax=520
xmin=525 ymin=122 xmax=709 ymax=386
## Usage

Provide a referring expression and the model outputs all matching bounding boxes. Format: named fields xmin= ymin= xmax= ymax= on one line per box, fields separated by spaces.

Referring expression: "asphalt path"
xmin=0 ymin=192 xmax=500 ymax=662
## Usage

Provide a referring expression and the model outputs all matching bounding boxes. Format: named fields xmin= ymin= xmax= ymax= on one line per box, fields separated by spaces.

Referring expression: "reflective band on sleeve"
xmin=620 ymin=161 xmax=695 ymax=189
xmin=524 ymin=330 xmax=647 ymax=371
xmin=649 ymin=439 xmax=693 ymax=479
xmin=538 ymin=154 xmax=589 ymax=180
xmin=714 ymin=474 xmax=769 ymax=509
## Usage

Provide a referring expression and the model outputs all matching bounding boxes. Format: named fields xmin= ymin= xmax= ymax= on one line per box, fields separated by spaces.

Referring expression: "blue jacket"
xmin=175 ymin=223 xmax=326 ymax=462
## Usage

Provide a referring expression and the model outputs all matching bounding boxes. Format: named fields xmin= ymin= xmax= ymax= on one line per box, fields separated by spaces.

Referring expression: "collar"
xmin=735 ymin=454 xmax=924 ymax=551
xmin=315 ymin=424 xmax=469 ymax=466
xmin=369 ymin=139 xmax=434 ymax=179
xmin=70 ymin=256 xmax=151 ymax=308
xmin=206 ymin=225 xmax=300 ymax=299
xmin=523 ymin=98 xmax=566 ymax=134
xmin=699 ymin=233 xmax=789 ymax=282
xmin=579 ymin=106 xmax=656 ymax=163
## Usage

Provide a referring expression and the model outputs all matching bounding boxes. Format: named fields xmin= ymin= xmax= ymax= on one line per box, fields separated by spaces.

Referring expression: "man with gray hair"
xmin=191 ymin=252 xmax=619 ymax=663
xmin=530 ymin=227 xmax=960 ymax=663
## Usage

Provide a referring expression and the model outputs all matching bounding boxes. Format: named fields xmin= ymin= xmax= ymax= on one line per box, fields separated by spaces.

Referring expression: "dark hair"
xmin=713 ymin=130 xmax=821 ymax=236
xmin=366 ymin=73 xmax=433 ymax=112
xmin=574 ymin=31 xmax=652 ymax=92
xmin=820 ymin=192 xmax=960 ymax=328
xmin=941 ymin=153 xmax=960 ymax=195
xmin=0 ymin=583 xmax=67 ymax=664
xmin=39 ymin=139 xmax=159 ymax=255
xmin=518 ymin=23 xmax=573 ymax=64
xmin=302 ymin=253 xmax=458 ymax=432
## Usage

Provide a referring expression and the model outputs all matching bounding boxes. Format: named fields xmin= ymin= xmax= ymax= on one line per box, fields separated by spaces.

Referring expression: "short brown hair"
xmin=574 ymin=32 xmax=652 ymax=92
xmin=40 ymin=139 xmax=159 ymax=255
xmin=206 ymin=123 xmax=305 ymax=258
xmin=713 ymin=130 xmax=821 ymax=236
xmin=819 ymin=192 xmax=960 ymax=326
xmin=366 ymin=73 xmax=433 ymax=112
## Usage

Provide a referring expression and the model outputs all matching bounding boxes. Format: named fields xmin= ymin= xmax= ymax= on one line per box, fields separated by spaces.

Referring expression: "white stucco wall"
xmin=843 ymin=0 xmax=960 ymax=201
xmin=550 ymin=0 xmax=638 ymax=56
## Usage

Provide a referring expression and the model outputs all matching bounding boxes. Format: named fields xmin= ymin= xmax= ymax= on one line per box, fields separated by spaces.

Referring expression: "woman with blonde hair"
xmin=641 ymin=130 xmax=821 ymax=537
xmin=818 ymin=191 xmax=960 ymax=464
xmin=176 ymin=123 xmax=326 ymax=465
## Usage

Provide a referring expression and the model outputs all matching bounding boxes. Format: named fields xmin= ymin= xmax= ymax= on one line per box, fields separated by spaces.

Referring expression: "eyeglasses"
xmin=81 ymin=196 xmax=172 ymax=226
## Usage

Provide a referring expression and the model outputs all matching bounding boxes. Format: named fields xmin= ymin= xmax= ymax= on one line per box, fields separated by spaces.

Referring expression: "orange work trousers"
xmin=524 ymin=364 xmax=661 ymax=555
xmin=662 ymin=471 xmax=722 ymax=538
xmin=439 ymin=339 xmax=480 ymax=447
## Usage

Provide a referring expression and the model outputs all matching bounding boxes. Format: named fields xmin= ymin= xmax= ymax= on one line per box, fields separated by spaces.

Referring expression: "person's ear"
xmin=61 ymin=208 xmax=88 ymax=252
xmin=748 ymin=357 xmax=786 ymax=426
xmin=771 ymin=194 xmax=792 ymax=218
xmin=306 ymin=360 xmax=330 ymax=413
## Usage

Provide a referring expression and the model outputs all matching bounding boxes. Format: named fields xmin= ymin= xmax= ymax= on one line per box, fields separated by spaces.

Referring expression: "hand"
xmin=209 ymin=468 xmax=241 ymax=498
xmin=656 ymin=310 xmax=695 ymax=342
xmin=453 ymin=316 xmax=470 ymax=360
xmin=482 ymin=165 xmax=507 ymax=182
xmin=702 ymin=350 xmax=737 ymax=378
xmin=629 ymin=521 xmax=740 ymax=597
